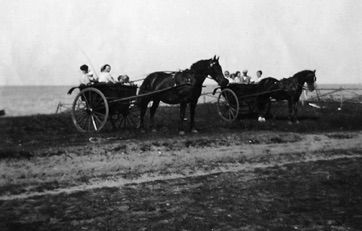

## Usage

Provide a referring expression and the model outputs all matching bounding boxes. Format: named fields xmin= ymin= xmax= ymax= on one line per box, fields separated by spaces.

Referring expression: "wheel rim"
xmin=217 ymin=88 xmax=239 ymax=123
xmin=71 ymin=88 xmax=109 ymax=132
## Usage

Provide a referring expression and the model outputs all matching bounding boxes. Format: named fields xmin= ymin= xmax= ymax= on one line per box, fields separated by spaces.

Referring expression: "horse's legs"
xmin=287 ymin=99 xmax=294 ymax=124
xmin=179 ymin=102 xmax=187 ymax=135
xmin=265 ymin=98 xmax=273 ymax=119
xmin=292 ymin=101 xmax=299 ymax=124
xmin=149 ymin=100 xmax=160 ymax=132
xmin=287 ymin=98 xmax=300 ymax=124
xmin=189 ymin=101 xmax=198 ymax=133
xmin=138 ymin=101 xmax=148 ymax=132
xmin=109 ymin=115 xmax=117 ymax=131
xmin=257 ymin=97 xmax=268 ymax=122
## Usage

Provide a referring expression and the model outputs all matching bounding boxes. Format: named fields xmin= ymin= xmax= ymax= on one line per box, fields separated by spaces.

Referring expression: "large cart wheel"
xmin=111 ymin=103 xmax=140 ymax=129
xmin=71 ymin=88 xmax=109 ymax=132
xmin=217 ymin=88 xmax=239 ymax=123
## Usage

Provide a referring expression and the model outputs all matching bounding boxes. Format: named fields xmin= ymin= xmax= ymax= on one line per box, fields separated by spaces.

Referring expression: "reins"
xmin=132 ymin=70 xmax=185 ymax=83
xmin=109 ymin=83 xmax=191 ymax=103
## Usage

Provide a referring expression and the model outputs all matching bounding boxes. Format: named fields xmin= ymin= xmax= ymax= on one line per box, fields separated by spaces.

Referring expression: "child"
xmin=79 ymin=64 xmax=96 ymax=85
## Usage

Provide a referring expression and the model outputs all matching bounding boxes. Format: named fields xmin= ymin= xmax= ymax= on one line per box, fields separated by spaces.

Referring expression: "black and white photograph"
xmin=1 ymin=0 xmax=362 ymax=230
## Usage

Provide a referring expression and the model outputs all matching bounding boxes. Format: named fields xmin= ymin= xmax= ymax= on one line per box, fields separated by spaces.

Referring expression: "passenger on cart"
xmin=118 ymin=75 xmax=136 ymax=86
xmin=99 ymin=64 xmax=117 ymax=83
xmin=240 ymin=70 xmax=252 ymax=84
xmin=233 ymin=71 xmax=242 ymax=83
xmin=79 ymin=64 xmax=97 ymax=85
xmin=254 ymin=70 xmax=263 ymax=83
xmin=224 ymin=70 xmax=231 ymax=81
xmin=229 ymin=73 xmax=236 ymax=83
xmin=224 ymin=71 xmax=235 ymax=84
xmin=118 ymin=75 xmax=129 ymax=84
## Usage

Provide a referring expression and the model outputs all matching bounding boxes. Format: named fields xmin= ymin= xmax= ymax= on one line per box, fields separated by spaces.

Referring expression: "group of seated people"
xmin=224 ymin=69 xmax=263 ymax=84
xmin=79 ymin=64 xmax=135 ymax=86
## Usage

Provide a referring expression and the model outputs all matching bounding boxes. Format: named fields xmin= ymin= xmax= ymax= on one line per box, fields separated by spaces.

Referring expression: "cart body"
xmin=71 ymin=83 xmax=138 ymax=132
xmin=216 ymin=83 xmax=260 ymax=123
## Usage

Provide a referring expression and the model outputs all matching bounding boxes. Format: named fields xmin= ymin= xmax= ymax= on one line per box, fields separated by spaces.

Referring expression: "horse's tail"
xmin=136 ymin=72 xmax=162 ymax=107
xmin=138 ymin=72 xmax=160 ymax=93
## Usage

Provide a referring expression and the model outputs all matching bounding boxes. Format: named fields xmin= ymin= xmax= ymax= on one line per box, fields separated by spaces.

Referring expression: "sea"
xmin=1 ymin=84 xmax=362 ymax=117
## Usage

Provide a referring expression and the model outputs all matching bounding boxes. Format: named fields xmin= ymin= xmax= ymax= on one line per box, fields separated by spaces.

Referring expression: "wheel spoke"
xmin=229 ymin=107 xmax=237 ymax=116
xmin=118 ymin=116 xmax=125 ymax=129
xmin=124 ymin=116 xmax=129 ymax=127
xmin=91 ymin=95 xmax=103 ymax=108
xmin=92 ymin=104 xmax=107 ymax=113
xmin=92 ymin=113 xmax=104 ymax=125
xmin=91 ymin=115 xmax=98 ymax=131
xmin=75 ymin=112 xmax=88 ymax=125
xmin=76 ymin=98 xmax=87 ymax=110
xmin=81 ymin=92 xmax=90 ymax=108
xmin=85 ymin=115 xmax=91 ymax=131
xmin=128 ymin=115 xmax=137 ymax=126
xmin=226 ymin=113 xmax=231 ymax=119
xmin=93 ymin=110 xmax=107 ymax=118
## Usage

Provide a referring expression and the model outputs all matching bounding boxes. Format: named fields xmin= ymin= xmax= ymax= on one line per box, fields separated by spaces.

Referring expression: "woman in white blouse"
xmin=98 ymin=64 xmax=117 ymax=83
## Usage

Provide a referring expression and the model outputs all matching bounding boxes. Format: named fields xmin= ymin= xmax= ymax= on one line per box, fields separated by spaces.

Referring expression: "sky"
xmin=0 ymin=0 xmax=362 ymax=86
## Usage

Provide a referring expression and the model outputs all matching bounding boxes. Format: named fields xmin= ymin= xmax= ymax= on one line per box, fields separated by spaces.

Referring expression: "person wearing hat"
xmin=99 ymin=64 xmax=117 ymax=83
xmin=240 ymin=69 xmax=251 ymax=84
xmin=79 ymin=64 xmax=96 ymax=85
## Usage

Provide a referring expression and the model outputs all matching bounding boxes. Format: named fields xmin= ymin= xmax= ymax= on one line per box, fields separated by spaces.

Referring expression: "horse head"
xmin=305 ymin=69 xmax=317 ymax=91
xmin=208 ymin=56 xmax=229 ymax=87
xmin=292 ymin=69 xmax=317 ymax=92
xmin=191 ymin=56 xmax=229 ymax=87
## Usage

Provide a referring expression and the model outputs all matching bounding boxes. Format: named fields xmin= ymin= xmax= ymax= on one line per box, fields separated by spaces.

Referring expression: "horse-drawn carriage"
xmin=68 ymin=54 xmax=317 ymax=133
xmin=70 ymin=83 xmax=139 ymax=132
xmin=216 ymin=83 xmax=259 ymax=123
xmin=215 ymin=70 xmax=317 ymax=124
xmin=69 ymin=56 xmax=229 ymax=133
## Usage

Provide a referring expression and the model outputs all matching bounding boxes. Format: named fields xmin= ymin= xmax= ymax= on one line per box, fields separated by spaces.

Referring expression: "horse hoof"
xmin=191 ymin=129 xmax=199 ymax=134
xmin=152 ymin=128 xmax=157 ymax=133
xmin=288 ymin=121 xmax=293 ymax=125
xmin=296 ymin=120 xmax=300 ymax=124
xmin=258 ymin=117 xmax=266 ymax=122
xmin=179 ymin=131 xmax=185 ymax=135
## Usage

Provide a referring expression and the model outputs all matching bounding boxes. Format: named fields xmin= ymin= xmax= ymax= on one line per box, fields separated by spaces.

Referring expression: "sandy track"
xmin=1 ymin=132 xmax=361 ymax=201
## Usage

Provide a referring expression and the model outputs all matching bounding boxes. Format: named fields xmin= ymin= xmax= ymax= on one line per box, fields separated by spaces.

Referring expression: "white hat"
xmin=242 ymin=69 xmax=248 ymax=73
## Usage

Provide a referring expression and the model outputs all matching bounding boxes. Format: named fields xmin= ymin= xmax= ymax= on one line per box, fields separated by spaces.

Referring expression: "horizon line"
xmin=1 ymin=82 xmax=362 ymax=87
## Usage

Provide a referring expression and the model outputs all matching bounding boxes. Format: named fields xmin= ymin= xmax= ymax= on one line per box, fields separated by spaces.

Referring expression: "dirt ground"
xmin=1 ymin=102 xmax=362 ymax=230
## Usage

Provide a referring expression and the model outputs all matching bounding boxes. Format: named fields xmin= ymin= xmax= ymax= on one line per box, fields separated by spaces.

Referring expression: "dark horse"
xmin=137 ymin=56 xmax=229 ymax=134
xmin=256 ymin=70 xmax=317 ymax=123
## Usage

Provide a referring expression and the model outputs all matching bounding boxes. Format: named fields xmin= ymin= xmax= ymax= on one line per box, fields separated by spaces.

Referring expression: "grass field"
xmin=1 ymin=101 xmax=362 ymax=230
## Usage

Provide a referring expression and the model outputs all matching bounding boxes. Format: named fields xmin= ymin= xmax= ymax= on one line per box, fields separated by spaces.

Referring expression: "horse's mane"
xmin=190 ymin=59 xmax=211 ymax=72
xmin=292 ymin=70 xmax=313 ymax=79
xmin=182 ymin=69 xmax=193 ymax=74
